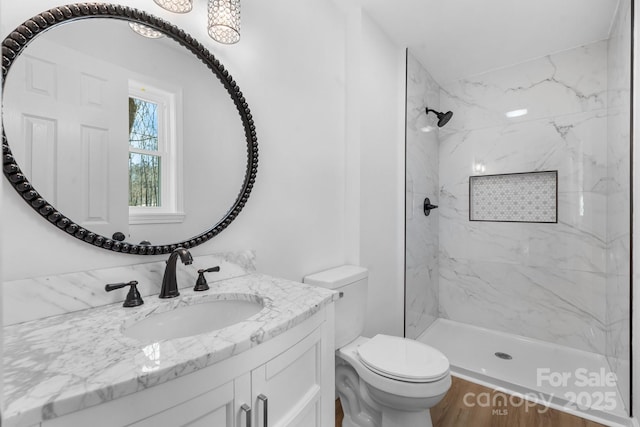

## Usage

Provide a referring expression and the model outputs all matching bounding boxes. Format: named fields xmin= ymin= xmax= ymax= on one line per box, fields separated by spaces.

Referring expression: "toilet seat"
xmin=356 ymin=334 xmax=449 ymax=383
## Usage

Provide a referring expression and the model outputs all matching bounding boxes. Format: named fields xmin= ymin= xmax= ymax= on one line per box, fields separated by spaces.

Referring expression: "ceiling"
xmin=345 ymin=0 xmax=621 ymax=85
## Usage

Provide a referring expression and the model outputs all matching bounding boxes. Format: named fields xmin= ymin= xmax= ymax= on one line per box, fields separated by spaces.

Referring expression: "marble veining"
xmin=4 ymin=250 xmax=256 ymax=326
xmin=3 ymin=272 xmax=339 ymax=427
xmin=438 ymin=40 xmax=609 ymax=354
xmin=439 ymin=41 xmax=607 ymax=133
xmin=439 ymin=253 xmax=606 ymax=353
xmin=405 ymin=52 xmax=440 ymax=339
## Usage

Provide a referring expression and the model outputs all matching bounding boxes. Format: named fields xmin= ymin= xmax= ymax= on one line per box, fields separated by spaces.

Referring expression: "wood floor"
xmin=335 ymin=376 xmax=607 ymax=427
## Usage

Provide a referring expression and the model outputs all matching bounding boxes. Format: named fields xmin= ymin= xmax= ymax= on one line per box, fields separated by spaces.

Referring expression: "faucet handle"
xmin=194 ymin=266 xmax=221 ymax=292
xmin=105 ymin=280 xmax=144 ymax=307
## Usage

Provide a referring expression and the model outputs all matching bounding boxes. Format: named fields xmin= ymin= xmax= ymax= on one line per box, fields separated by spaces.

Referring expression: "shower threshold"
xmin=418 ymin=319 xmax=630 ymax=427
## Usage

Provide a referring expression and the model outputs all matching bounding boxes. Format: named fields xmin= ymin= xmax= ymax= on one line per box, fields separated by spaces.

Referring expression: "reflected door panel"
xmin=4 ymin=38 xmax=129 ymax=237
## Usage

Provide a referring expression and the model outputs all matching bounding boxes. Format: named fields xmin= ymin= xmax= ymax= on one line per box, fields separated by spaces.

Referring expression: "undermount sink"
xmin=124 ymin=298 xmax=264 ymax=341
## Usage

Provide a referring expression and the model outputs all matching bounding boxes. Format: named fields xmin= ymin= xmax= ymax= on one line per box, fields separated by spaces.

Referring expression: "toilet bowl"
xmin=303 ymin=266 xmax=451 ymax=427
xmin=337 ymin=335 xmax=451 ymax=426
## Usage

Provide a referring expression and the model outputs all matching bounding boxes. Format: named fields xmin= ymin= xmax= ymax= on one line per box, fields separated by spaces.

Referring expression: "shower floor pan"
xmin=419 ymin=319 xmax=630 ymax=427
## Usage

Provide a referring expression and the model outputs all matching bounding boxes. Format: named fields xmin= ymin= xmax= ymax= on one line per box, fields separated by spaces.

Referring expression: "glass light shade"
xmin=129 ymin=22 xmax=164 ymax=39
xmin=208 ymin=0 xmax=241 ymax=44
xmin=153 ymin=0 xmax=193 ymax=13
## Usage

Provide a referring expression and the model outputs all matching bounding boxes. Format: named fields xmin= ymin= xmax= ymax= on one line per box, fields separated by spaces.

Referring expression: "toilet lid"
xmin=356 ymin=334 xmax=449 ymax=382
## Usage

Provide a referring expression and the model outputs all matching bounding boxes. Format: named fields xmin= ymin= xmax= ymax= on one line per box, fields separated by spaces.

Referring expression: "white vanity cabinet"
xmin=129 ymin=377 xmax=249 ymax=427
xmin=38 ymin=307 xmax=334 ymax=427
xmin=250 ymin=324 xmax=326 ymax=426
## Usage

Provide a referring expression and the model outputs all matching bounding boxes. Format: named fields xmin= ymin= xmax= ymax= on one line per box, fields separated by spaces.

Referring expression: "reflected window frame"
xmin=127 ymin=79 xmax=185 ymax=225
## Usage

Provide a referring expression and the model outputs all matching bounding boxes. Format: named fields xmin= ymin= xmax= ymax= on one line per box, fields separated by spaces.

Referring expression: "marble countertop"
xmin=4 ymin=273 xmax=339 ymax=427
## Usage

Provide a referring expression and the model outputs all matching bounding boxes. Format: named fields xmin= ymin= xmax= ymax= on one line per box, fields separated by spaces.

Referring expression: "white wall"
xmin=327 ymin=4 xmax=407 ymax=337
xmin=357 ymin=13 xmax=406 ymax=337
xmin=1 ymin=0 xmax=349 ymax=283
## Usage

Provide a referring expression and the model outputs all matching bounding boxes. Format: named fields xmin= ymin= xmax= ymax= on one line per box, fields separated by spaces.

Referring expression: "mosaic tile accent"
xmin=469 ymin=171 xmax=557 ymax=223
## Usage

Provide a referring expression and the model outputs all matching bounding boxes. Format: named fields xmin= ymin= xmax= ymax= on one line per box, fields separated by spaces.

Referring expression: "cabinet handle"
xmin=258 ymin=394 xmax=268 ymax=427
xmin=241 ymin=403 xmax=252 ymax=427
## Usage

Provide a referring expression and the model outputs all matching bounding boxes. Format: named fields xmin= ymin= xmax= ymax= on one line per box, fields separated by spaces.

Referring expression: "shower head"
xmin=425 ymin=108 xmax=453 ymax=127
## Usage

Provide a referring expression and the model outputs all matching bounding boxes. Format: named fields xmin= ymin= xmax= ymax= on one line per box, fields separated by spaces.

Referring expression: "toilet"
xmin=303 ymin=265 xmax=451 ymax=427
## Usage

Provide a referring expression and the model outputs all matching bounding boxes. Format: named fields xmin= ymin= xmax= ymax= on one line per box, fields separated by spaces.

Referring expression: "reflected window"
xmin=129 ymin=97 xmax=162 ymax=207
xmin=128 ymin=81 xmax=184 ymax=225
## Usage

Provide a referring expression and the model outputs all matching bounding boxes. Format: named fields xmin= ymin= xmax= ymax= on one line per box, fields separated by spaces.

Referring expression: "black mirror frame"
xmin=1 ymin=3 xmax=258 ymax=255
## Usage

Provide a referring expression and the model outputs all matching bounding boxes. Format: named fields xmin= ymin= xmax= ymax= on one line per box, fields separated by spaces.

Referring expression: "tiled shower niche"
xmin=469 ymin=171 xmax=557 ymax=223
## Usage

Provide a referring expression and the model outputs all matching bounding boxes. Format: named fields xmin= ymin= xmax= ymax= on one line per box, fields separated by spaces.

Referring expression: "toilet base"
xmin=337 ymin=360 xmax=382 ymax=427
xmin=337 ymin=357 xmax=440 ymax=427
xmin=338 ymin=385 xmax=435 ymax=427
xmin=381 ymin=407 xmax=432 ymax=427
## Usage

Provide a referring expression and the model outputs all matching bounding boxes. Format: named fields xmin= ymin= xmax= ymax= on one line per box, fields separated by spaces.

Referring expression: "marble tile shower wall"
xmin=605 ymin=0 xmax=631 ymax=412
xmin=438 ymin=41 xmax=608 ymax=353
xmin=405 ymin=53 xmax=440 ymax=339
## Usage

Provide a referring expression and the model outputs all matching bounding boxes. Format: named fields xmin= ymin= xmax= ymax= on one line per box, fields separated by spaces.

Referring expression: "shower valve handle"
xmin=424 ymin=197 xmax=438 ymax=216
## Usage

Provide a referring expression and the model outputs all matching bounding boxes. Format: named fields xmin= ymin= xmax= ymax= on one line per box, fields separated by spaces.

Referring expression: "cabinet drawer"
xmin=252 ymin=327 xmax=323 ymax=427
xmin=128 ymin=380 xmax=235 ymax=427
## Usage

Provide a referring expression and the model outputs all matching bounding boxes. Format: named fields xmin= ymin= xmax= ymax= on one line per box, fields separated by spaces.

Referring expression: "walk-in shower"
xmin=404 ymin=0 xmax=632 ymax=424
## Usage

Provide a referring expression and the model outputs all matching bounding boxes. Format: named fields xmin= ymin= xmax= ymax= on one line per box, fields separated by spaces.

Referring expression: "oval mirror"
xmin=1 ymin=4 xmax=258 ymax=255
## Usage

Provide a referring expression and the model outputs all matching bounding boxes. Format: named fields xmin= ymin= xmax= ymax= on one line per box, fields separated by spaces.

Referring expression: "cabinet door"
xmin=251 ymin=327 xmax=323 ymax=427
xmin=128 ymin=375 xmax=251 ymax=427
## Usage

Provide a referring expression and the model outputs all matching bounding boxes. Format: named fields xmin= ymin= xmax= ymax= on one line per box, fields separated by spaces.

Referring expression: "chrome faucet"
xmin=159 ymin=247 xmax=193 ymax=298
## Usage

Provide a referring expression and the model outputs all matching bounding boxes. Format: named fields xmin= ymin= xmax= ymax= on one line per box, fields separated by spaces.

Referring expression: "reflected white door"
xmin=4 ymin=38 xmax=129 ymax=238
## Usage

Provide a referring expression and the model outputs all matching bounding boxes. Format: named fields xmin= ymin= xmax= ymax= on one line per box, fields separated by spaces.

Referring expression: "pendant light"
xmin=208 ymin=0 xmax=241 ymax=44
xmin=153 ymin=0 xmax=193 ymax=13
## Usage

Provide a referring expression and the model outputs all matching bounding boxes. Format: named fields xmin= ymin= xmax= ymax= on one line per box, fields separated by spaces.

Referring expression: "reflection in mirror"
xmin=3 ymin=18 xmax=247 ymax=247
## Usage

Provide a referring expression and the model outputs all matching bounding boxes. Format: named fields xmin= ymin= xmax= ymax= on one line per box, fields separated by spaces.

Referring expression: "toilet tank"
xmin=303 ymin=265 xmax=368 ymax=349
